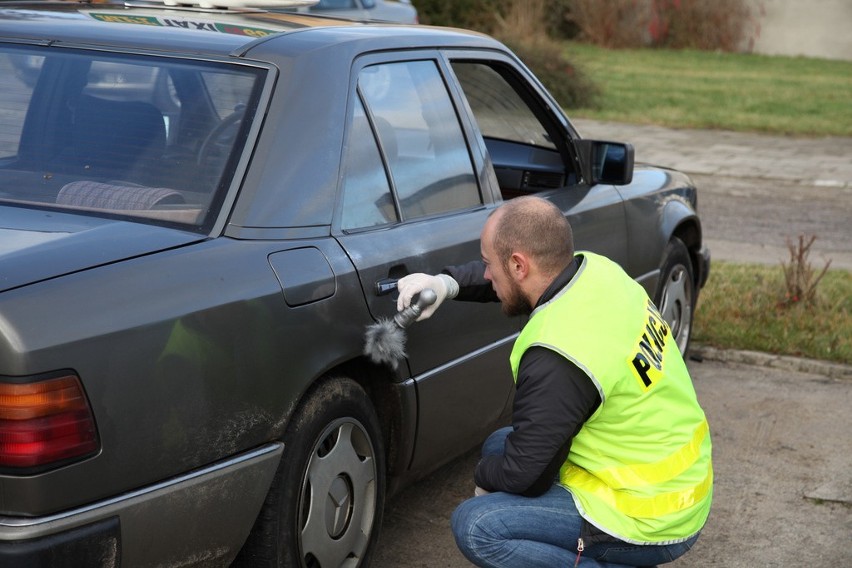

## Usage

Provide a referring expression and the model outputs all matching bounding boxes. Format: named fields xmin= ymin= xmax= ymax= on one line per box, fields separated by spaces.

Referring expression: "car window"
xmin=358 ymin=61 xmax=480 ymax=221
xmin=450 ymin=60 xmax=575 ymax=198
xmin=451 ymin=61 xmax=555 ymax=149
xmin=340 ymin=96 xmax=398 ymax=230
xmin=0 ymin=46 xmax=264 ymax=230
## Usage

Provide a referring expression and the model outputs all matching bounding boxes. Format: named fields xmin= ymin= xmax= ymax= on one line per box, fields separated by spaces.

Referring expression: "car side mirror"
xmin=575 ymin=140 xmax=634 ymax=186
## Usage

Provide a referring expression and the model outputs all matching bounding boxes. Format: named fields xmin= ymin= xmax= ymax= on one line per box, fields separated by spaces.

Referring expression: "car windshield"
xmin=0 ymin=45 xmax=264 ymax=230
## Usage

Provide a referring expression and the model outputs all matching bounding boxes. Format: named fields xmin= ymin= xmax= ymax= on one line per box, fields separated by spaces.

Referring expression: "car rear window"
xmin=0 ymin=45 xmax=264 ymax=230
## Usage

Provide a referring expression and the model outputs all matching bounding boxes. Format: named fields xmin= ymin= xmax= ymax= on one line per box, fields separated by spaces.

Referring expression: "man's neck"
xmin=533 ymin=256 xmax=581 ymax=308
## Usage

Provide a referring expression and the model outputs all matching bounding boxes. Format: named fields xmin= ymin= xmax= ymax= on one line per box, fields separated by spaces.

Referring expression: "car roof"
xmin=0 ymin=0 xmax=491 ymax=59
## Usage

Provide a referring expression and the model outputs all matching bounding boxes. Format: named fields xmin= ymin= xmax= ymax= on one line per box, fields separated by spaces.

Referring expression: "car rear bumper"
xmin=0 ymin=516 xmax=120 ymax=567
xmin=0 ymin=443 xmax=283 ymax=567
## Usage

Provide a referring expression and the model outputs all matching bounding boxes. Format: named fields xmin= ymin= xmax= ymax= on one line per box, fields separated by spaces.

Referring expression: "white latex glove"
xmin=396 ymin=273 xmax=458 ymax=321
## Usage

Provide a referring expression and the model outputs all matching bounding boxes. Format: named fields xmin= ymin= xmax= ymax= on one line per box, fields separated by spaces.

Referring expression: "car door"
xmin=334 ymin=53 xmax=516 ymax=472
xmin=445 ymin=54 xmax=629 ymax=269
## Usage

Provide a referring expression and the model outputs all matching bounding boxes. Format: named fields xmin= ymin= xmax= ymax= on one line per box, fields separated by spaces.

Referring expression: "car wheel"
xmin=234 ymin=377 xmax=385 ymax=568
xmin=654 ymin=237 xmax=695 ymax=356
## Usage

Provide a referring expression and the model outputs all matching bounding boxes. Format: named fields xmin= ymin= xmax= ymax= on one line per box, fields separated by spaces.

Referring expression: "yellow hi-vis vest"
xmin=509 ymin=252 xmax=712 ymax=544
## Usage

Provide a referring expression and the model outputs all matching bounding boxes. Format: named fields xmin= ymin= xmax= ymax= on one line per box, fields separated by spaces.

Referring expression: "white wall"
xmin=748 ymin=0 xmax=852 ymax=60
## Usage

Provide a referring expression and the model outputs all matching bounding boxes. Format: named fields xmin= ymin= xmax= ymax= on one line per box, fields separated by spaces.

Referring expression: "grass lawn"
xmin=563 ymin=42 xmax=852 ymax=137
xmin=693 ymin=262 xmax=852 ymax=365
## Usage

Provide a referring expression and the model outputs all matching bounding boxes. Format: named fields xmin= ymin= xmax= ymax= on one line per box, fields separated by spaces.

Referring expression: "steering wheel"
xmin=197 ymin=109 xmax=245 ymax=165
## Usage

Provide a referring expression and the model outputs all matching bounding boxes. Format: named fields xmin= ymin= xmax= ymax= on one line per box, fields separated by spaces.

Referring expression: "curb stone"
xmin=689 ymin=344 xmax=852 ymax=381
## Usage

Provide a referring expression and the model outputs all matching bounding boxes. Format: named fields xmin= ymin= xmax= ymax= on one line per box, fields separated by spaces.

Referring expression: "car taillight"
xmin=0 ymin=374 xmax=99 ymax=469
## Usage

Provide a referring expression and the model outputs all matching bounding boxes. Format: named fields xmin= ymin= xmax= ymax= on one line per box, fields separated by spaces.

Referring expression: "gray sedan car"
xmin=0 ymin=1 xmax=708 ymax=566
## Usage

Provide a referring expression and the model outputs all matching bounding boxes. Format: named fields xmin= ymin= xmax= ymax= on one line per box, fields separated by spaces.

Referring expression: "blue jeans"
xmin=451 ymin=427 xmax=699 ymax=568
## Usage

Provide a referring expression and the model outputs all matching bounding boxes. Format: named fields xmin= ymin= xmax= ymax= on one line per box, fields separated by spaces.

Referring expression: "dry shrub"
xmin=565 ymin=0 xmax=759 ymax=51
xmin=416 ymin=0 xmax=573 ymax=37
xmin=565 ymin=0 xmax=652 ymax=47
xmin=780 ymin=234 xmax=832 ymax=307
xmin=414 ymin=0 xmax=508 ymax=32
xmin=493 ymin=0 xmax=548 ymax=41
xmin=652 ymin=0 xmax=759 ymax=51
xmin=493 ymin=0 xmax=599 ymax=108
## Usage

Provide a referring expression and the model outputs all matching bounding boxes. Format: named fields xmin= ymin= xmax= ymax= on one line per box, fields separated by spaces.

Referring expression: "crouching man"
xmin=397 ymin=196 xmax=712 ymax=568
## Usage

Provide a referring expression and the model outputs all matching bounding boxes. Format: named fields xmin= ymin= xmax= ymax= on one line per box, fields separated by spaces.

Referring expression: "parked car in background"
xmin=284 ymin=0 xmax=418 ymax=23
xmin=0 ymin=0 xmax=708 ymax=566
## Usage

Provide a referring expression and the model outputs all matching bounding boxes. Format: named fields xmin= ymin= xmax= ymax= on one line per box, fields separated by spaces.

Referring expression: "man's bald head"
xmin=487 ymin=196 xmax=574 ymax=278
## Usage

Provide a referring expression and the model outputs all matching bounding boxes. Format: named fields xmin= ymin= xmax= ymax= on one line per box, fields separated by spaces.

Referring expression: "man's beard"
xmin=501 ymin=278 xmax=533 ymax=317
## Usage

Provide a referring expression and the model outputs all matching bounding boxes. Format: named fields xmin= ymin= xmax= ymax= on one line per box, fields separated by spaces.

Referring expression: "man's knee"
xmin=451 ymin=497 xmax=487 ymax=562
xmin=450 ymin=497 xmax=477 ymax=539
xmin=451 ymin=496 xmax=499 ymax=546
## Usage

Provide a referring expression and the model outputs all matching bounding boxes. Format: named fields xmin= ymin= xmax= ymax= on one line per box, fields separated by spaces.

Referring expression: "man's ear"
xmin=509 ymin=252 xmax=529 ymax=281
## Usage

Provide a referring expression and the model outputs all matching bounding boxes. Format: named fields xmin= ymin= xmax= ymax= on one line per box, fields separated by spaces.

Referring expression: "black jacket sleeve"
xmin=474 ymin=346 xmax=601 ymax=497
xmin=443 ymin=260 xmax=498 ymax=303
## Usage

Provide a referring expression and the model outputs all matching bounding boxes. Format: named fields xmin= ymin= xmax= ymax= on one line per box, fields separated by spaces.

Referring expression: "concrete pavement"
xmin=573 ymin=118 xmax=852 ymax=271
xmin=571 ymin=119 xmax=852 ymax=189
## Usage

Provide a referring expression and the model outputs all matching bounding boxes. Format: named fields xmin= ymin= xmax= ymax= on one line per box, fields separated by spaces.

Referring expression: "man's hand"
xmin=396 ymin=273 xmax=458 ymax=321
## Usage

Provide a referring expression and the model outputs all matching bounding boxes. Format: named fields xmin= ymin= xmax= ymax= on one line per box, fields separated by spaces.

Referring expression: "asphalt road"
xmin=372 ymin=122 xmax=852 ymax=567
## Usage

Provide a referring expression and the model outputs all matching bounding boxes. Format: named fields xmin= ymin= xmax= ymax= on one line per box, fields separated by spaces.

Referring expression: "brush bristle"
xmin=364 ymin=318 xmax=407 ymax=369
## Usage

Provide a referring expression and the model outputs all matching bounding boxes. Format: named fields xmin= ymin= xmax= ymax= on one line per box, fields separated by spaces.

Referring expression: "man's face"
xmin=481 ymin=215 xmax=532 ymax=317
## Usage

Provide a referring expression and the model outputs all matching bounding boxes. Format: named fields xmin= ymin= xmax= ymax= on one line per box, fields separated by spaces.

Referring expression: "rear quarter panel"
xmin=0 ymin=236 xmax=370 ymax=516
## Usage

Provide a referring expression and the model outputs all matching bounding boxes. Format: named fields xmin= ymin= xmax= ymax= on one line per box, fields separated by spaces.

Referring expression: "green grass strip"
xmin=693 ymin=262 xmax=852 ymax=364
xmin=564 ymin=42 xmax=852 ymax=137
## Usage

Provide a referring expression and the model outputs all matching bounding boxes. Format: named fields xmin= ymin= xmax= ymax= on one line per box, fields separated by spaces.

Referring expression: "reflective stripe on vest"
xmin=591 ymin=419 xmax=709 ymax=489
xmin=563 ymin=462 xmax=713 ymax=519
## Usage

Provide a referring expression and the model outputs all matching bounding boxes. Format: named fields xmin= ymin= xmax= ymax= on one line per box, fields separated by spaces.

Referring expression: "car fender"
xmin=660 ymin=197 xmax=702 ymax=255
xmin=615 ymin=166 xmax=701 ymax=295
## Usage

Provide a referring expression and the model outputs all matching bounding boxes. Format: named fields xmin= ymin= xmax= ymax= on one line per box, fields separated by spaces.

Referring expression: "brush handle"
xmin=393 ymin=288 xmax=437 ymax=328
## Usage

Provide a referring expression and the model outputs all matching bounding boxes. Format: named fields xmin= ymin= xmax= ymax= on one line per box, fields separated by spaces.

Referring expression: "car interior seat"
xmin=51 ymin=95 xmax=167 ymax=182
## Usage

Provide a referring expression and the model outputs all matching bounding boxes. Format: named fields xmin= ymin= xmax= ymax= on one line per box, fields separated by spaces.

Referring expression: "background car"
xmin=0 ymin=1 xmax=707 ymax=566
xmin=284 ymin=0 xmax=418 ymax=23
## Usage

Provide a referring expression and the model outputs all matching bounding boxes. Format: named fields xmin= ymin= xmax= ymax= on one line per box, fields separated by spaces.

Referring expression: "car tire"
xmin=654 ymin=237 xmax=695 ymax=356
xmin=234 ymin=377 xmax=385 ymax=568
